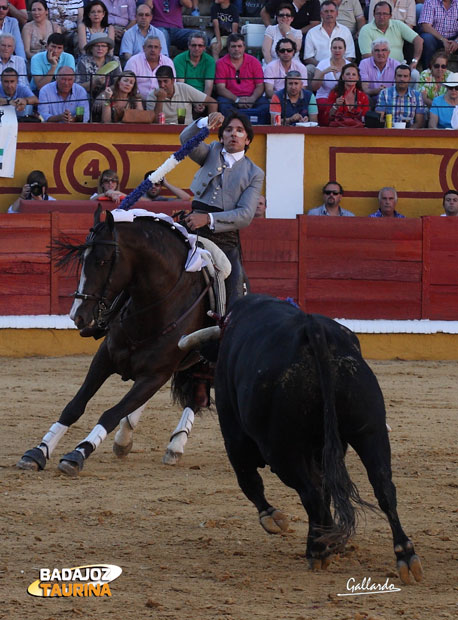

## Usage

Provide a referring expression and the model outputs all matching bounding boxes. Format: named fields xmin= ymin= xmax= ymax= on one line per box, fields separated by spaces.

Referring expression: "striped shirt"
xmin=376 ymin=85 xmax=426 ymax=123
xmin=47 ymin=0 xmax=83 ymax=32
xmin=418 ymin=0 xmax=458 ymax=39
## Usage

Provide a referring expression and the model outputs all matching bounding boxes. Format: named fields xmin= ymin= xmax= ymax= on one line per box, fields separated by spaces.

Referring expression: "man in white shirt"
xmin=146 ymin=65 xmax=217 ymax=124
xmin=303 ymin=1 xmax=355 ymax=84
xmin=0 ymin=33 xmax=26 ymax=86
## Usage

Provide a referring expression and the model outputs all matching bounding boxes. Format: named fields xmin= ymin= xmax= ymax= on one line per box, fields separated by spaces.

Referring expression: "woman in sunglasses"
xmin=429 ymin=72 xmax=458 ymax=129
xmin=419 ymin=51 xmax=451 ymax=109
xmin=327 ymin=63 xmax=369 ymax=127
xmin=90 ymin=169 xmax=126 ymax=204
xmin=262 ymin=3 xmax=302 ymax=64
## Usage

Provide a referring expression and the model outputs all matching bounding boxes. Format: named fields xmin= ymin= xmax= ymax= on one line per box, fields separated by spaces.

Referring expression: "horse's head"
xmin=69 ymin=210 xmax=124 ymax=332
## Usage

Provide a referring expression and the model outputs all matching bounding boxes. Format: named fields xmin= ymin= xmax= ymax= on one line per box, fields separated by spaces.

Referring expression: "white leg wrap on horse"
xmin=83 ymin=424 xmax=108 ymax=451
xmin=170 ymin=407 xmax=195 ymax=440
xmin=127 ymin=402 xmax=148 ymax=429
xmin=166 ymin=407 xmax=195 ymax=456
xmin=40 ymin=422 xmax=68 ymax=458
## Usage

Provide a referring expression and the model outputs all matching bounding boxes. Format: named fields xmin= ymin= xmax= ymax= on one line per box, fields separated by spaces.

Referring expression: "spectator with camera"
xmin=8 ymin=170 xmax=55 ymax=213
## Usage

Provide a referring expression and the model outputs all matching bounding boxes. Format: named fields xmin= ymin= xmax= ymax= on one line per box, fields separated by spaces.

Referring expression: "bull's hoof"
xmin=162 ymin=449 xmax=181 ymax=466
xmin=397 ymin=554 xmax=423 ymax=584
xmin=113 ymin=440 xmax=133 ymax=458
xmin=58 ymin=450 xmax=84 ymax=477
xmin=259 ymin=507 xmax=289 ymax=534
xmin=16 ymin=448 xmax=46 ymax=471
xmin=308 ymin=556 xmax=332 ymax=570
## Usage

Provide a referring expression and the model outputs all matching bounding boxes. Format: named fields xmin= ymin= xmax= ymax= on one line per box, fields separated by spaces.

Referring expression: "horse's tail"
xmin=304 ymin=317 xmax=368 ymax=546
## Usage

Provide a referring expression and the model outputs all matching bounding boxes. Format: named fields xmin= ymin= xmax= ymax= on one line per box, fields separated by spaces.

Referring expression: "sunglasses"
xmin=163 ymin=0 xmax=169 ymax=13
xmin=279 ymin=48 xmax=294 ymax=53
xmin=103 ymin=178 xmax=118 ymax=183
xmin=190 ymin=43 xmax=205 ymax=47
xmin=277 ymin=13 xmax=292 ymax=17
xmin=0 ymin=5 xmax=9 ymax=9
xmin=446 ymin=85 xmax=458 ymax=91
xmin=324 ymin=190 xmax=340 ymax=195
xmin=235 ymin=69 xmax=241 ymax=84
xmin=433 ymin=63 xmax=447 ymax=69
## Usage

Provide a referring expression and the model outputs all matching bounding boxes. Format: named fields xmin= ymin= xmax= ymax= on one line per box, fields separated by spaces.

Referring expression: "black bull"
xmin=183 ymin=294 xmax=423 ymax=583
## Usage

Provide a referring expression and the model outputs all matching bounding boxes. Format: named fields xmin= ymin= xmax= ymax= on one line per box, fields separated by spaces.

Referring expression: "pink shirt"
xmin=215 ymin=53 xmax=264 ymax=97
xmin=124 ymin=52 xmax=175 ymax=99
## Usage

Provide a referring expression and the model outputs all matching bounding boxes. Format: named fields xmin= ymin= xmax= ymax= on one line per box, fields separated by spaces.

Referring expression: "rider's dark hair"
xmin=218 ymin=111 xmax=254 ymax=151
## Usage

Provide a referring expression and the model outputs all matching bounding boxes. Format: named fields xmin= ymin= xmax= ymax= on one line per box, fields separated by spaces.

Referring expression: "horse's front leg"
xmin=58 ymin=374 xmax=168 ymax=476
xmin=17 ymin=343 xmax=114 ymax=472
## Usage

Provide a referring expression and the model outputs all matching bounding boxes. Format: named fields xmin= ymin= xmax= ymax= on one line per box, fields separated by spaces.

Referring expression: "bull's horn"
xmin=178 ymin=326 xmax=221 ymax=351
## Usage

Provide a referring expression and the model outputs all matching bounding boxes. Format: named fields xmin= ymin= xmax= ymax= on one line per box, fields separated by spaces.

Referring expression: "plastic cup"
xmin=177 ymin=108 xmax=186 ymax=124
xmin=75 ymin=106 xmax=84 ymax=122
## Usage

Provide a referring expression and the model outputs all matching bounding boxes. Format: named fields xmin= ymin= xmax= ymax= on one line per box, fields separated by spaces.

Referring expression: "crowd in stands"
xmin=307 ymin=182 xmax=458 ymax=216
xmin=0 ymin=0 xmax=456 ymax=127
xmin=8 ymin=167 xmax=457 ymax=217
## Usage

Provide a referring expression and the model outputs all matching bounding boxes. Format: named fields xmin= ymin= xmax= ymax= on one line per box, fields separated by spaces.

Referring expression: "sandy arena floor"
xmin=0 ymin=356 xmax=457 ymax=620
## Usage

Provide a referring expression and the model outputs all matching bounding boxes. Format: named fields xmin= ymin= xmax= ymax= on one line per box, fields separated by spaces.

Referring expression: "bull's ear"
xmin=105 ymin=210 xmax=115 ymax=231
xmin=93 ymin=204 xmax=102 ymax=227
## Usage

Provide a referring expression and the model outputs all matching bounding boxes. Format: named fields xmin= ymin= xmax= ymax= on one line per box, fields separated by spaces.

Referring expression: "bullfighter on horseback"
xmin=182 ymin=111 xmax=264 ymax=309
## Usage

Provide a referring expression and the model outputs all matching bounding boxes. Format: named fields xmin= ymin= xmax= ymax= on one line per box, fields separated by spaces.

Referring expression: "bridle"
xmin=73 ymin=228 xmax=120 ymax=329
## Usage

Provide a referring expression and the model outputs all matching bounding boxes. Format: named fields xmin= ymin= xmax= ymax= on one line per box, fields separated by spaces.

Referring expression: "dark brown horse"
xmin=17 ymin=208 xmax=211 ymax=475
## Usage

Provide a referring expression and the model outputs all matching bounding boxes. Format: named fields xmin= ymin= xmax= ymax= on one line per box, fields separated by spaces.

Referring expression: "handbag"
xmin=122 ymin=109 xmax=155 ymax=123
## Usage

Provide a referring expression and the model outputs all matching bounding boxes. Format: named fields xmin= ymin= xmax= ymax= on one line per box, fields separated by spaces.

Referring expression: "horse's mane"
xmin=53 ymin=216 xmax=190 ymax=273
xmin=53 ymin=222 xmax=106 ymax=272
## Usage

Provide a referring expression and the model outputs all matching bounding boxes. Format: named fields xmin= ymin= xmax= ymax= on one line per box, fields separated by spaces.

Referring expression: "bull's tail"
xmin=305 ymin=318 xmax=367 ymax=545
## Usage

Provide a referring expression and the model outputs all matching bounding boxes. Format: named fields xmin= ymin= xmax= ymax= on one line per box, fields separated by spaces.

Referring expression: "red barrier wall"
xmin=1 ymin=211 xmax=458 ymax=320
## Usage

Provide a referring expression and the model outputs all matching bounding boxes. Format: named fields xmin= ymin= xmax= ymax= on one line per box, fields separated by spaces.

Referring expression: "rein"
xmin=76 ymin=218 xmax=211 ymax=345
xmin=73 ymin=235 xmax=119 ymax=329
xmin=119 ymin=273 xmax=212 ymax=349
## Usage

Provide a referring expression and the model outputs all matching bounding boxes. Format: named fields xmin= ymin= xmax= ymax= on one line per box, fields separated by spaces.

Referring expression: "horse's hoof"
xmin=259 ymin=508 xmax=289 ymax=534
xmin=16 ymin=448 xmax=46 ymax=471
xmin=113 ymin=440 xmax=133 ymax=458
xmin=58 ymin=450 xmax=84 ymax=477
xmin=409 ymin=555 xmax=423 ymax=582
xmin=308 ymin=555 xmax=332 ymax=570
xmin=397 ymin=555 xmax=423 ymax=584
xmin=162 ymin=449 xmax=181 ymax=466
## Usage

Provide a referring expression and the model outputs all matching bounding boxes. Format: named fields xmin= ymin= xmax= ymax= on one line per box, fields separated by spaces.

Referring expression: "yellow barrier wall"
xmin=2 ymin=329 xmax=458 ymax=360
xmin=1 ymin=125 xmax=456 ymax=215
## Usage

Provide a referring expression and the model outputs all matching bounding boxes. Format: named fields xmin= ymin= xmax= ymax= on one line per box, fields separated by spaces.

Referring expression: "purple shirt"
xmin=124 ymin=52 xmax=176 ymax=99
xmin=152 ymin=0 xmax=184 ymax=29
xmin=359 ymin=57 xmax=400 ymax=90
xmin=419 ymin=0 xmax=458 ymax=39
xmin=38 ymin=81 xmax=89 ymax=121
xmin=101 ymin=0 xmax=136 ymax=27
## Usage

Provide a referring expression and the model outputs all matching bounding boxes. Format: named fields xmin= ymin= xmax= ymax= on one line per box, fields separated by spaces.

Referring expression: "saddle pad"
xmin=110 ymin=209 xmax=211 ymax=273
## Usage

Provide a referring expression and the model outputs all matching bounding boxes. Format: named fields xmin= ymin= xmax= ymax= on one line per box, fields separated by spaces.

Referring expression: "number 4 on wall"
xmin=83 ymin=159 xmax=101 ymax=179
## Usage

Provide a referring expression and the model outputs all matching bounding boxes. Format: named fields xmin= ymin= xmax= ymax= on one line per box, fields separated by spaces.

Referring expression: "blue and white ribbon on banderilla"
xmin=119 ymin=126 xmax=210 ymax=211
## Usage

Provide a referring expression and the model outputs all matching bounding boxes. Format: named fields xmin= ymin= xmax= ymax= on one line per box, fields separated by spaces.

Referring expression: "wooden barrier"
xmin=2 ymin=212 xmax=458 ymax=320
